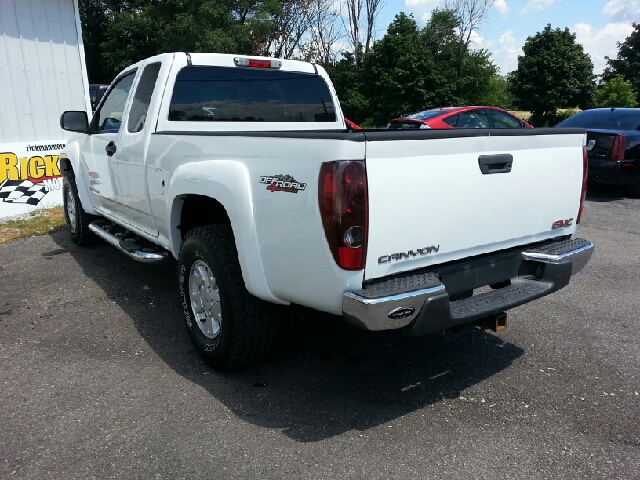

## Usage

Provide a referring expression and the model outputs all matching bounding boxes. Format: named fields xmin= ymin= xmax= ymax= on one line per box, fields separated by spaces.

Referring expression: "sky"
xmin=372 ymin=0 xmax=639 ymax=75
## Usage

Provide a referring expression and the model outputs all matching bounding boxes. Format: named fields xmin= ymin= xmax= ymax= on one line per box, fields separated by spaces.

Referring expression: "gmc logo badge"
xmin=388 ymin=307 xmax=415 ymax=320
xmin=552 ymin=218 xmax=573 ymax=229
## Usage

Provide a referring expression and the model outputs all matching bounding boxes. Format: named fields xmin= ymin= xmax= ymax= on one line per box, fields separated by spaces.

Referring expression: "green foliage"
xmin=79 ymin=0 xmax=274 ymax=82
xmin=79 ymin=2 xmax=506 ymax=125
xmin=480 ymin=75 xmax=513 ymax=109
xmin=602 ymin=24 xmax=640 ymax=102
xmin=595 ymin=76 xmax=638 ymax=107
xmin=330 ymin=10 xmax=497 ymax=126
xmin=553 ymin=108 xmax=579 ymax=124
xmin=509 ymin=25 xmax=596 ymax=124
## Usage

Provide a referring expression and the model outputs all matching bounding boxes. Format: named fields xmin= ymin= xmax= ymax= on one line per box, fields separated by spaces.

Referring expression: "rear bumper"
xmin=589 ymin=158 xmax=640 ymax=186
xmin=343 ymin=238 xmax=594 ymax=334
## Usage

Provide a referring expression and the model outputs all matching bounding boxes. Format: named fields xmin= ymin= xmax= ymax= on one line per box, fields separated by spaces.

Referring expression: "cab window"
xmin=168 ymin=66 xmax=336 ymax=122
xmin=128 ymin=63 xmax=161 ymax=133
xmin=94 ymin=71 xmax=136 ymax=133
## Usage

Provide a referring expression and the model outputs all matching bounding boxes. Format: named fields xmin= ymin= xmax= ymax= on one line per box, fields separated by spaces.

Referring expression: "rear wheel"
xmin=62 ymin=173 xmax=96 ymax=246
xmin=177 ymin=225 xmax=275 ymax=370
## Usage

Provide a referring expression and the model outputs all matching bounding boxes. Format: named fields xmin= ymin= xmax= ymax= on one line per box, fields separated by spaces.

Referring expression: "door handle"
xmin=105 ymin=141 xmax=117 ymax=157
xmin=478 ymin=154 xmax=513 ymax=174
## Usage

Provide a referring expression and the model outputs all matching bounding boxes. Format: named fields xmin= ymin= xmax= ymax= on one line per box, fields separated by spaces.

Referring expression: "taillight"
xmin=577 ymin=145 xmax=588 ymax=224
xmin=610 ymin=134 xmax=626 ymax=160
xmin=318 ymin=161 xmax=368 ymax=270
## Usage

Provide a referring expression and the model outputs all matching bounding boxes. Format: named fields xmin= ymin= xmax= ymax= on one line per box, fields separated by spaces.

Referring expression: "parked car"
xmin=555 ymin=108 xmax=640 ymax=195
xmin=88 ymin=84 xmax=109 ymax=109
xmin=386 ymin=106 xmax=532 ymax=130
xmin=344 ymin=117 xmax=363 ymax=130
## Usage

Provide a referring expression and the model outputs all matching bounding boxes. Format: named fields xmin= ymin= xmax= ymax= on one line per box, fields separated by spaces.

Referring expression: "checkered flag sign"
xmin=0 ymin=179 xmax=48 ymax=205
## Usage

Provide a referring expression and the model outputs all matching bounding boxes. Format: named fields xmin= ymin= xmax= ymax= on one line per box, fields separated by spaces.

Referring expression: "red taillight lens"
xmin=318 ymin=161 xmax=368 ymax=270
xmin=248 ymin=59 xmax=272 ymax=68
xmin=610 ymin=134 xmax=626 ymax=161
xmin=233 ymin=57 xmax=282 ymax=69
xmin=577 ymin=146 xmax=588 ymax=224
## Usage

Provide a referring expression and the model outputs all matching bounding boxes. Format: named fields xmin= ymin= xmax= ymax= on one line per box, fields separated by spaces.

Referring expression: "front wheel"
xmin=62 ymin=174 xmax=96 ymax=246
xmin=177 ymin=225 xmax=275 ymax=371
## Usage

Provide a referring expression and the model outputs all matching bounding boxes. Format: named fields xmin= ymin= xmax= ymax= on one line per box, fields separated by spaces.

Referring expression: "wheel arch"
xmin=167 ymin=163 xmax=287 ymax=305
xmin=59 ymin=146 xmax=95 ymax=215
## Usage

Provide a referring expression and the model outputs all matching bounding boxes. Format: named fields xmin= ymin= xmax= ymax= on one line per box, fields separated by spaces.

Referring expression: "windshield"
xmin=557 ymin=109 xmax=640 ymax=130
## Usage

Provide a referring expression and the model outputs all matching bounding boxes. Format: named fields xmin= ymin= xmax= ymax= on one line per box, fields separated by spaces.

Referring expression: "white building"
xmin=0 ymin=0 xmax=91 ymax=218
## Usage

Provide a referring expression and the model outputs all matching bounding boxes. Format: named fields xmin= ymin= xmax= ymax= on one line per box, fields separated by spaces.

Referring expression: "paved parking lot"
xmin=1 ymin=185 xmax=639 ymax=479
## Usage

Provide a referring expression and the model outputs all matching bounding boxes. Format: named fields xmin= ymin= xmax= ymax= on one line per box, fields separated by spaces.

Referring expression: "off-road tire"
xmin=177 ymin=225 xmax=276 ymax=371
xmin=62 ymin=172 xmax=96 ymax=246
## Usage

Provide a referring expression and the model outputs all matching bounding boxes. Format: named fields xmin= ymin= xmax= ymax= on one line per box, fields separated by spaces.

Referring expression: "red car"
xmin=386 ymin=106 xmax=532 ymax=130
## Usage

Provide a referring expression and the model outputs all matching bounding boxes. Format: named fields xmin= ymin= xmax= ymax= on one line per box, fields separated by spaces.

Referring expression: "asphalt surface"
xmin=1 ymin=185 xmax=639 ymax=479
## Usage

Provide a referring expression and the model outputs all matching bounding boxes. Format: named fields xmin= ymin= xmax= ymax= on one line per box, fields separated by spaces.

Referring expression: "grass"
xmin=509 ymin=110 xmax=532 ymax=122
xmin=0 ymin=206 xmax=67 ymax=244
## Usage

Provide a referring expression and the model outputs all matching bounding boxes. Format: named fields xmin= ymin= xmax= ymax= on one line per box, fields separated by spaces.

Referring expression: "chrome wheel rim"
xmin=66 ymin=187 xmax=77 ymax=233
xmin=189 ymin=260 xmax=221 ymax=339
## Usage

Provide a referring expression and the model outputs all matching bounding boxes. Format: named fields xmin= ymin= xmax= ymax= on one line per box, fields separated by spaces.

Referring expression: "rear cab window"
xmin=168 ymin=66 xmax=336 ymax=123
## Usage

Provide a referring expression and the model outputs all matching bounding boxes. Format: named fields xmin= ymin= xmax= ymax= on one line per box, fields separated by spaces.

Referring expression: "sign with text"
xmin=0 ymin=141 xmax=65 ymax=219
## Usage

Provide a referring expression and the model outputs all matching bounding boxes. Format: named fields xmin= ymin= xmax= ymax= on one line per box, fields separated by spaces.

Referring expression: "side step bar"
xmin=89 ymin=222 xmax=169 ymax=263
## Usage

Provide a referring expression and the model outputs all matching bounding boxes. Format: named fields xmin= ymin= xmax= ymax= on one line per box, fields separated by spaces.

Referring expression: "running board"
xmin=89 ymin=222 xmax=169 ymax=263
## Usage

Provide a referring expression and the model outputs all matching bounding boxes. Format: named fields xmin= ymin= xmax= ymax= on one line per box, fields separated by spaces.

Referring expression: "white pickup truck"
xmin=59 ymin=52 xmax=593 ymax=370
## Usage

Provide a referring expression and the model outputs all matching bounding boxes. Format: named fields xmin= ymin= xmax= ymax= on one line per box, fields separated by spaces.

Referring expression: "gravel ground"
xmin=1 ymin=184 xmax=639 ymax=479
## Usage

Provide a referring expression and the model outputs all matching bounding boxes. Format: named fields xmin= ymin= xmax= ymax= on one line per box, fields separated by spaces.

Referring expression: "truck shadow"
xmin=585 ymin=183 xmax=629 ymax=202
xmin=51 ymin=230 xmax=524 ymax=443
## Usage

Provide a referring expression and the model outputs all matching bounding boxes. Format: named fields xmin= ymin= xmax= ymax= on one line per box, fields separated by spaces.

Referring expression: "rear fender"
xmin=167 ymin=160 xmax=287 ymax=305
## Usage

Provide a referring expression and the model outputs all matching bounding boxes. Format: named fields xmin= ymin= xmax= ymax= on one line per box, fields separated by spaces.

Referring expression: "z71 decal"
xmin=260 ymin=174 xmax=306 ymax=193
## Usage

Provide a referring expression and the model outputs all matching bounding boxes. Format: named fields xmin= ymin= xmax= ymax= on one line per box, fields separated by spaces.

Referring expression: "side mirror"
xmin=60 ymin=111 xmax=89 ymax=132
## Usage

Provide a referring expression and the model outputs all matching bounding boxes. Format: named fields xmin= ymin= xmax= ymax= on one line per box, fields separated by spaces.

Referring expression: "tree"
xmin=301 ymin=0 xmax=342 ymax=66
xmin=595 ymin=76 xmax=638 ymax=107
xmin=444 ymin=0 xmax=493 ymax=48
xmin=79 ymin=0 xmax=135 ymax=83
xmin=259 ymin=0 xmax=314 ymax=59
xmin=509 ymin=25 xmax=596 ymax=126
xmin=479 ymin=75 xmax=513 ymax=109
xmin=87 ymin=1 xmax=277 ymax=81
xmin=330 ymin=11 xmax=497 ymax=126
xmin=343 ymin=0 xmax=385 ymax=69
xmin=602 ymin=23 xmax=640 ymax=98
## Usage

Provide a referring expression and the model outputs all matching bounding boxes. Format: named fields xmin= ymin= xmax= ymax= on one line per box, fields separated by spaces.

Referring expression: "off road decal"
xmin=259 ymin=174 xmax=306 ymax=193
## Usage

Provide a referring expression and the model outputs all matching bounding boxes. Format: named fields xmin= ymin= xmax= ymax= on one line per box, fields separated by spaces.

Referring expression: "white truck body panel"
xmin=364 ymin=132 xmax=585 ymax=280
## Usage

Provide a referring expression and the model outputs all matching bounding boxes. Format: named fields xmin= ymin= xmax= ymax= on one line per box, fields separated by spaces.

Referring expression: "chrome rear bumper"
xmin=343 ymin=238 xmax=594 ymax=334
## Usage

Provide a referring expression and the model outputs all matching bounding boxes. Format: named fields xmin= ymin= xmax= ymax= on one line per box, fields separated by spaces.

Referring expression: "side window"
xmin=128 ymin=63 xmax=161 ymax=133
xmin=458 ymin=110 xmax=490 ymax=128
xmin=168 ymin=66 xmax=336 ymax=122
xmin=443 ymin=114 xmax=459 ymax=127
xmin=95 ymin=72 xmax=136 ymax=133
xmin=491 ymin=110 xmax=523 ymax=128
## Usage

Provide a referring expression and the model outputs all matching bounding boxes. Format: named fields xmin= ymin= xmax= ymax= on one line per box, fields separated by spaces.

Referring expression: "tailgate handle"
xmin=478 ymin=154 xmax=513 ymax=174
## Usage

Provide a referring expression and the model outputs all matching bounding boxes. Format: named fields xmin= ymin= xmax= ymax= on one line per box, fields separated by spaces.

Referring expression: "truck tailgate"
xmin=363 ymin=129 xmax=586 ymax=280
